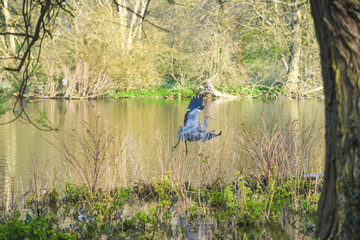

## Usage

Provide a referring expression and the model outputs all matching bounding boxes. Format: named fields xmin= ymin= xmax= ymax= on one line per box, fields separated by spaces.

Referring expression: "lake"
xmin=0 ymin=98 xmax=325 ymax=195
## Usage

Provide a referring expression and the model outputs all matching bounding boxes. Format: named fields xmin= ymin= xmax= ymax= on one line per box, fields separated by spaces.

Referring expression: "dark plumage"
xmin=184 ymin=95 xmax=204 ymax=125
xmin=173 ymin=95 xmax=221 ymax=155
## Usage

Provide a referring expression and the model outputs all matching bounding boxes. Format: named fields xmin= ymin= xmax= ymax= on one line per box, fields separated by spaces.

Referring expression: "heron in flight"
xmin=173 ymin=95 xmax=222 ymax=155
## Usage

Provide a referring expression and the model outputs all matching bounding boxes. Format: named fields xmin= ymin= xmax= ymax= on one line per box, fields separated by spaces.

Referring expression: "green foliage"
xmin=218 ymin=84 xmax=283 ymax=97
xmin=113 ymin=83 xmax=281 ymax=99
xmin=0 ymin=211 xmax=74 ymax=240
xmin=114 ymin=85 xmax=199 ymax=98
xmin=35 ymin=111 xmax=56 ymax=130
xmin=1 ymin=173 xmax=320 ymax=239
xmin=0 ymin=87 xmax=13 ymax=117
xmin=186 ymin=203 xmax=206 ymax=221
xmin=154 ymin=172 xmax=177 ymax=210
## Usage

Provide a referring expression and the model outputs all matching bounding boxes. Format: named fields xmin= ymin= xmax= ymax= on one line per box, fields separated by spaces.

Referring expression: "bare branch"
xmin=5 ymin=0 xmax=52 ymax=72
xmin=0 ymin=32 xmax=34 ymax=38
xmin=113 ymin=0 xmax=170 ymax=32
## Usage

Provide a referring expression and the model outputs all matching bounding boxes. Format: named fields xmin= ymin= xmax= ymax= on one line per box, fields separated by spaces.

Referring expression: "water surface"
xmin=0 ymin=98 xmax=325 ymax=194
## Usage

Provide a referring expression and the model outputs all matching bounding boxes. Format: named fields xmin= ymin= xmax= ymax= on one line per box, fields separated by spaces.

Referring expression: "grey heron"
xmin=173 ymin=95 xmax=222 ymax=155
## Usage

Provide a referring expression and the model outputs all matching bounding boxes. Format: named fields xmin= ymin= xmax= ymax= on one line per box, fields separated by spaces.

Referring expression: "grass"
xmin=112 ymin=84 xmax=281 ymax=98
xmin=3 ymin=77 xmax=292 ymax=100
xmin=113 ymin=85 xmax=199 ymax=98
xmin=217 ymin=84 xmax=283 ymax=97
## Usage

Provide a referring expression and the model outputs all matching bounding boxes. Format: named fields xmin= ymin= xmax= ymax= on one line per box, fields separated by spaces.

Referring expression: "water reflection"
xmin=0 ymin=98 xmax=325 ymax=194
xmin=170 ymin=216 xmax=291 ymax=239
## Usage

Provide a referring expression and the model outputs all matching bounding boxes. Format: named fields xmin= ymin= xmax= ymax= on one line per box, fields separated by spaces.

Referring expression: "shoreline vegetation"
xmin=1 ymin=81 xmax=324 ymax=102
xmin=0 ymin=174 xmax=321 ymax=239
xmin=0 ymin=114 xmax=324 ymax=239
xmin=0 ymin=0 xmax=324 ymax=119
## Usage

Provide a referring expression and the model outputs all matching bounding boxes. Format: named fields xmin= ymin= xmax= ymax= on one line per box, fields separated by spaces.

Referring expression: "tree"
xmin=111 ymin=0 xmax=150 ymax=54
xmin=310 ymin=1 xmax=360 ymax=239
xmin=0 ymin=0 xmax=73 ymax=127
xmin=283 ymin=0 xmax=303 ymax=95
xmin=229 ymin=0 xmax=321 ymax=95
xmin=151 ymin=0 xmax=244 ymax=87
xmin=1 ymin=0 xmax=16 ymax=53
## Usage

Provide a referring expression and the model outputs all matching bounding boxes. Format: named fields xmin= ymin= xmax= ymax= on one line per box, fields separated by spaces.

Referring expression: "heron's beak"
xmin=212 ymin=118 xmax=218 ymax=120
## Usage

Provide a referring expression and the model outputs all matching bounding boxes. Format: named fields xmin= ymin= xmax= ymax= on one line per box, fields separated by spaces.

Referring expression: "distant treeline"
xmin=1 ymin=0 xmax=322 ymax=98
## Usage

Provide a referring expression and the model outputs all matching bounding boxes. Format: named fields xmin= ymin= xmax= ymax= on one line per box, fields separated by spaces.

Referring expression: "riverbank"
xmin=0 ymin=173 xmax=320 ymax=239
xmin=0 ymin=83 xmax=324 ymax=102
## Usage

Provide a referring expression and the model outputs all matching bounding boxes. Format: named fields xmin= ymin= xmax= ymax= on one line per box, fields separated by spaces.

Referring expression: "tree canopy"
xmin=1 ymin=0 xmax=321 ymax=99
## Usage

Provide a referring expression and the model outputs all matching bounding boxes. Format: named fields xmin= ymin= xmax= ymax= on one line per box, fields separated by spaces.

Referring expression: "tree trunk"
xmin=2 ymin=0 xmax=16 ymax=53
xmin=284 ymin=0 xmax=302 ymax=95
xmin=136 ymin=0 xmax=148 ymax=40
xmin=310 ymin=1 xmax=360 ymax=239
xmin=126 ymin=0 xmax=141 ymax=51
xmin=204 ymin=79 xmax=237 ymax=98
xmin=116 ymin=0 xmax=127 ymax=54
xmin=115 ymin=0 xmax=148 ymax=54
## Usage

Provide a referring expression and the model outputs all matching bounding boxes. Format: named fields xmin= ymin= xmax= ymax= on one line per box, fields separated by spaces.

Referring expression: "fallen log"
xmin=203 ymin=79 xmax=239 ymax=98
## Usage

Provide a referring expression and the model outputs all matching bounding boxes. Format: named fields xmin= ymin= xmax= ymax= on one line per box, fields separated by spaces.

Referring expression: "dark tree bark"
xmin=310 ymin=1 xmax=360 ymax=239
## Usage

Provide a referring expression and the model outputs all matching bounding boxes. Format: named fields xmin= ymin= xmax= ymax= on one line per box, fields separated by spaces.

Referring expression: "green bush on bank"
xmin=112 ymin=84 xmax=281 ymax=98
xmin=2 ymin=77 xmax=285 ymax=99
xmin=217 ymin=84 xmax=283 ymax=97
xmin=0 ymin=211 xmax=75 ymax=240
xmin=113 ymin=85 xmax=199 ymax=98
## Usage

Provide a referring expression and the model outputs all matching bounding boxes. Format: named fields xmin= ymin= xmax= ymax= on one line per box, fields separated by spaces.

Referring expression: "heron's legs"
xmin=172 ymin=140 xmax=180 ymax=151
xmin=172 ymin=140 xmax=188 ymax=155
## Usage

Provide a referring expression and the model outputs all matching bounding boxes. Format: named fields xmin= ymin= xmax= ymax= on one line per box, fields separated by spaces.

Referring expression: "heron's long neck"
xmin=203 ymin=118 xmax=209 ymax=128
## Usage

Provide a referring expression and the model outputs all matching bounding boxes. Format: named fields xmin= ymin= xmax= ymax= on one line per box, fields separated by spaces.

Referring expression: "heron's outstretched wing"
xmin=183 ymin=95 xmax=204 ymax=129
xmin=187 ymin=130 xmax=222 ymax=142
xmin=187 ymin=95 xmax=204 ymax=111
xmin=201 ymin=131 xmax=222 ymax=141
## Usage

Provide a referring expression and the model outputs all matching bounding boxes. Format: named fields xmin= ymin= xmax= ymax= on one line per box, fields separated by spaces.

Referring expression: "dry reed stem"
xmin=61 ymin=61 xmax=110 ymax=98
xmin=234 ymin=116 xmax=323 ymax=182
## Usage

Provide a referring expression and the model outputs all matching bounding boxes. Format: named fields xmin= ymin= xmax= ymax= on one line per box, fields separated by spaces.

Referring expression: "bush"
xmin=0 ymin=211 xmax=74 ymax=240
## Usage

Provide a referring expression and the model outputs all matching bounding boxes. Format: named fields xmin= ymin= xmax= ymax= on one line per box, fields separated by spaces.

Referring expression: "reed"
xmin=0 ymin=114 xmax=323 ymax=239
xmin=234 ymin=116 xmax=323 ymax=183
xmin=47 ymin=113 xmax=129 ymax=193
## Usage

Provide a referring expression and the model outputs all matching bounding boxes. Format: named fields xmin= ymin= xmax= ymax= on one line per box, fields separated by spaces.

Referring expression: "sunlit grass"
xmin=113 ymin=85 xmax=199 ymax=99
